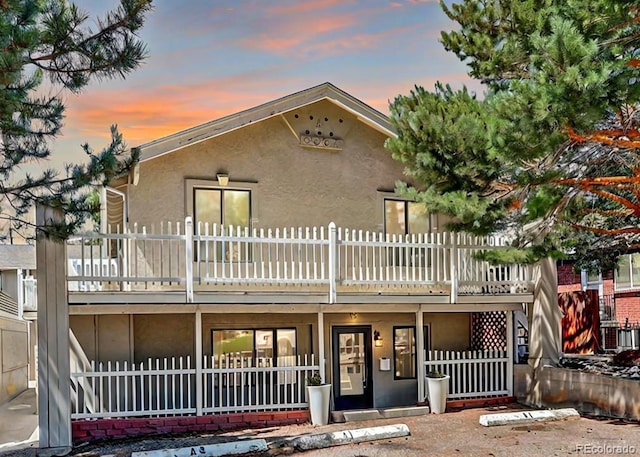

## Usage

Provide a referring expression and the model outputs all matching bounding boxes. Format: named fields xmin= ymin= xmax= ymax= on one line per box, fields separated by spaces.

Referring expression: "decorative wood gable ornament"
xmin=282 ymin=101 xmax=353 ymax=151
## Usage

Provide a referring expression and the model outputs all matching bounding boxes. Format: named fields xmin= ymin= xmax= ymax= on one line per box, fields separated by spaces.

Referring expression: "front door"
xmin=332 ymin=326 xmax=373 ymax=410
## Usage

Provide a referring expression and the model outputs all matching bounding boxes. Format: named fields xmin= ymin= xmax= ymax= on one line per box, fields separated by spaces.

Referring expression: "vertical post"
xmin=36 ymin=205 xmax=72 ymax=452
xmin=185 ymin=217 xmax=194 ymax=303
xmin=506 ymin=310 xmax=514 ymax=396
xmin=195 ymin=308 xmax=203 ymax=415
xmin=450 ymin=233 xmax=458 ymax=304
xmin=328 ymin=223 xmax=337 ymax=304
xmin=17 ymin=268 xmax=24 ymax=319
xmin=317 ymin=311 xmax=326 ymax=383
xmin=416 ymin=305 xmax=425 ymax=402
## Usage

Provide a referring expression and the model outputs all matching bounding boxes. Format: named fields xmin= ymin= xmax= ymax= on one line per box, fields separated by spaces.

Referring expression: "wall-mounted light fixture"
xmin=373 ymin=330 xmax=383 ymax=347
xmin=349 ymin=312 xmax=358 ymax=320
xmin=216 ymin=172 xmax=229 ymax=186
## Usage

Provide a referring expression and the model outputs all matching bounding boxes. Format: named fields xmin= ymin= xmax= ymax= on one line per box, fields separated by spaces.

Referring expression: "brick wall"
xmin=613 ymin=295 xmax=640 ymax=325
xmin=557 ymin=262 xmax=582 ymax=293
xmin=71 ymin=410 xmax=310 ymax=444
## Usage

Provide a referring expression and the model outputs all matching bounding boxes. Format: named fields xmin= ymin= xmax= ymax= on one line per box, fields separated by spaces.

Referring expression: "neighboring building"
xmin=557 ymin=258 xmax=640 ymax=325
xmin=0 ymin=244 xmax=36 ymax=404
xmin=38 ymin=83 xmax=538 ymax=444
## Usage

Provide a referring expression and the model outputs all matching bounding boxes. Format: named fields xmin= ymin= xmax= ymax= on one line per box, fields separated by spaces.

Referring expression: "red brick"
xmin=256 ymin=414 xmax=273 ymax=421
xmin=164 ymin=417 xmax=182 ymax=426
xmin=249 ymin=421 xmax=266 ymax=428
xmin=155 ymin=426 xmax=174 ymax=434
xmin=107 ymin=429 xmax=127 ymax=437
xmin=172 ymin=426 xmax=189 ymax=433
xmin=178 ymin=417 xmax=197 ymax=426
xmin=219 ymin=423 xmax=243 ymax=430
xmin=147 ymin=418 xmax=165 ymax=427
xmin=128 ymin=419 xmax=149 ymax=428
xmin=72 ymin=430 xmax=88 ymax=438
xmin=77 ymin=422 xmax=98 ymax=431
xmin=227 ymin=414 xmax=245 ymax=423
xmin=196 ymin=416 xmax=212 ymax=425
xmin=286 ymin=411 xmax=309 ymax=420
xmin=110 ymin=419 xmax=131 ymax=430
xmin=242 ymin=413 xmax=261 ymax=423
xmin=205 ymin=424 xmax=220 ymax=432
xmin=211 ymin=415 xmax=229 ymax=425
xmin=89 ymin=429 xmax=106 ymax=438
xmin=190 ymin=425 xmax=206 ymax=432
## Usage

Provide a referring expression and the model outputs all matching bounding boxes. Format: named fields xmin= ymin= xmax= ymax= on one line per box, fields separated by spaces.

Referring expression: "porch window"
xmin=393 ymin=326 xmax=416 ymax=379
xmin=384 ymin=199 xmax=431 ymax=268
xmin=393 ymin=325 xmax=431 ymax=380
xmin=384 ymin=199 xmax=430 ymax=236
xmin=194 ymin=188 xmax=251 ymax=261
xmin=615 ymin=253 xmax=640 ymax=290
xmin=212 ymin=328 xmax=297 ymax=363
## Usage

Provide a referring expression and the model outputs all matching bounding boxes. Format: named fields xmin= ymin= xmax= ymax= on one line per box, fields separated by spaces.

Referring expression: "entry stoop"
xmin=333 ymin=406 xmax=430 ymax=423
xmin=380 ymin=406 xmax=430 ymax=418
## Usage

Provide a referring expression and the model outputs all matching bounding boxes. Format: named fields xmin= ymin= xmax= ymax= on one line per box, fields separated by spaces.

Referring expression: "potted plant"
xmin=306 ymin=371 xmax=331 ymax=426
xmin=426 ymin=370 xmax=450 ymax=414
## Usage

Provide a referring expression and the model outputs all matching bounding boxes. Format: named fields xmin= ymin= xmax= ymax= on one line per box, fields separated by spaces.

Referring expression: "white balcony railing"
xmin=66 ymin=218 xmax=533 ymax=302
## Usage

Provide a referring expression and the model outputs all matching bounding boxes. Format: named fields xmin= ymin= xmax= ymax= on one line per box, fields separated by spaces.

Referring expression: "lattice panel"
xmin=471 ymin=311 xmax=507 ymax=350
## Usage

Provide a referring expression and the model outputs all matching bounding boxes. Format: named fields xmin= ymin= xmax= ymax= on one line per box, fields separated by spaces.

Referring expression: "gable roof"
xmin=135 ymin=82 xmax=396 ymax=162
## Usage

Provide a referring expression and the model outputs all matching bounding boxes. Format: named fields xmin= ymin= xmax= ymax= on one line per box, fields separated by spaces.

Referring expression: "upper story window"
xmin=384 ymin=199 xmax=430 ymax=236
xmin=615 ymin=253 xmax=640 ymax=290
xmin=193 ymin=187 xmax=251 ymax=261
xmin=194 ymin=188 xmax=251 ymax=230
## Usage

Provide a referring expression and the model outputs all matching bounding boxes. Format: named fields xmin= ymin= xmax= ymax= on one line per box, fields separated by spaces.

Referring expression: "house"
xmin=0 ymin=244 xmax=36 ymax=404
xmin=557 ymin=258 xmax=640 ymax=350
xmin=36 ymin=82 xmax=542 ymax=448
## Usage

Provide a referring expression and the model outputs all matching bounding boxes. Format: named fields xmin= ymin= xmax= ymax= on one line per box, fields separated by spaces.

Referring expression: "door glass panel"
xmin=255 ymin=330 xmax=273 ymax=360
xmin=224 ymin=190 xmax=250 ymax=227
xmin=338 ymin=332 xmax=365 ymax=396
xmin=617 ymin=255 xmax=631 ymax=289
xmin=384 ymin=200 xmax=406 ymax=235
xmin=195 ymin=189 xmax=221 ymax=227
xmin=408 ymin=202 xmax=430 ymax=234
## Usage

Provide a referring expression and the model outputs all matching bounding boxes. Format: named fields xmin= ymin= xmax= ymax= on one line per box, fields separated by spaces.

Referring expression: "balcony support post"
xmin=506 ymin=310 xmax=514 ymax=396
xmin=185 ymin=217 xmax=194 ymax=303
xmin=195 ymin=308 xmax=203 ymax=415
xmin=416 ymin=305 xmax=425 ymax=402
xmin=328 ymin=222 xmax=337 ymax=304
xmin=318 ymin=311 xmax=326 ymax=383
xmin=36 ymin=204 xmax=72 ymax=453
xmin=450 ymin=233 xmax=458 ymax=304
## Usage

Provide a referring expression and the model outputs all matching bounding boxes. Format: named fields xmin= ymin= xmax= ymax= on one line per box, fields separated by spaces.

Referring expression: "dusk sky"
xmin=53 ymin=0 xmax=483 ymax=167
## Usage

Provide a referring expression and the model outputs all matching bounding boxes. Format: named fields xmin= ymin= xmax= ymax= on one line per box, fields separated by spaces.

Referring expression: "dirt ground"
xmin=3 ymin=404 xmax=639 ymax=457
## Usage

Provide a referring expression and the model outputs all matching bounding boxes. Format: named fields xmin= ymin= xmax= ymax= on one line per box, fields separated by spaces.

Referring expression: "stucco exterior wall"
xmin=0 ymin=315 xmax=28 ymax=404
xmin=70 ymin=314 xmax=132 ymax=362
xmin=127 ymin=100 xmax=447 ymax=233
xmin=134 ymin=314 xmax=194 ymax=362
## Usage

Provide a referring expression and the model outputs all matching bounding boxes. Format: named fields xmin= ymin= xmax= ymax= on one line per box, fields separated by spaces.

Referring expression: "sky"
xmin=52 ymin=0 xmax=483 ymax=168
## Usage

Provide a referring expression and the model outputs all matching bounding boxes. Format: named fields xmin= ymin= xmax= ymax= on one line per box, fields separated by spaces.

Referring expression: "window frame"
xmin=393 ymin=325 xmax=417 ymax=380
xmin=383 ymin=198 xmax=432 ymax=236
xmin=615 ymin=253 xmax=640 ymax=291
xmin=211 ymin=327 xmax=297 ymax=365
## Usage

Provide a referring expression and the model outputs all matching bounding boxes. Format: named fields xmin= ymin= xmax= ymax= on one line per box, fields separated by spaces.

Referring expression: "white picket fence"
xmin=424 ymin=350 xmax=511 ymax=400
xmin=66 ymin=219 xmax=533 ymax=302
xmin=70 ymin=355 xmax=318 ymax=419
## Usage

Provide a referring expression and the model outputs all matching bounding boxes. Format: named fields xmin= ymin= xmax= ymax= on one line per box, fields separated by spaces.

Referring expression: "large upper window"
xmin=384 ymin=199 xmax=430 ymax=236
xmin=615 ymin=253 xmax=640 ymax=290
xmin=194 ymin=188 xmax=250 ymax=229
xmin=194 ymin=188 xmax=251 ymax=261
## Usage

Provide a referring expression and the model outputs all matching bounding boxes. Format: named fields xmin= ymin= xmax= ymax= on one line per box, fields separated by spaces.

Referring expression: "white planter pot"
xmin=307 ymin=384 xmax=331 ymax=425
xmin=426 ymin=375 xmax=450 ymax=414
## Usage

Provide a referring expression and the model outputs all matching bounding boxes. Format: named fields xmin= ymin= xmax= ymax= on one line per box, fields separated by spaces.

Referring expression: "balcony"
xmin=65 ymin=218 xmax=534 ymax=305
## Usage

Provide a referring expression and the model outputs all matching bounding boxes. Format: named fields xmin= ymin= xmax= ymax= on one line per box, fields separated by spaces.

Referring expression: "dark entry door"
xmin=332 ymin=326 xmax=373 ymax=410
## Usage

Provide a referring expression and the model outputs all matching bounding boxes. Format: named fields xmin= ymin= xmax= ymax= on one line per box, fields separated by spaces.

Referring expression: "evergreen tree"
xmin=0 ymin=0 xmax=153 ymax=240
xmin=386 ymin=0 xmax=640 ymax=269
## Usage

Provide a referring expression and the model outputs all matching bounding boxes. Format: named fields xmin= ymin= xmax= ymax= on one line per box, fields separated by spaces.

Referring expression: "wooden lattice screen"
xmin=471 ymin=311 xmax=507 ymax=350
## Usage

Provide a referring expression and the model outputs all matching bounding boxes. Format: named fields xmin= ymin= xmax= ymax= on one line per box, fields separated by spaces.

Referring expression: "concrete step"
xmin=333 ymin=406 xmax=430 ymax=423
xmin=380 ymin=406 xmax=430 ymax=418
xmin=343 ymin=409 xmax=383 ymax=422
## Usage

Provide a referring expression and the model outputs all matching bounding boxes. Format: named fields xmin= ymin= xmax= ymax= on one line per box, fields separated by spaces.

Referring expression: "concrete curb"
xmin=129 ymin=439 xmax=268 ymax=457
xmin=479 ymin=408 xmax=580 ymax=427
xmin=285 ymin=423 xmax=410 ymax=451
